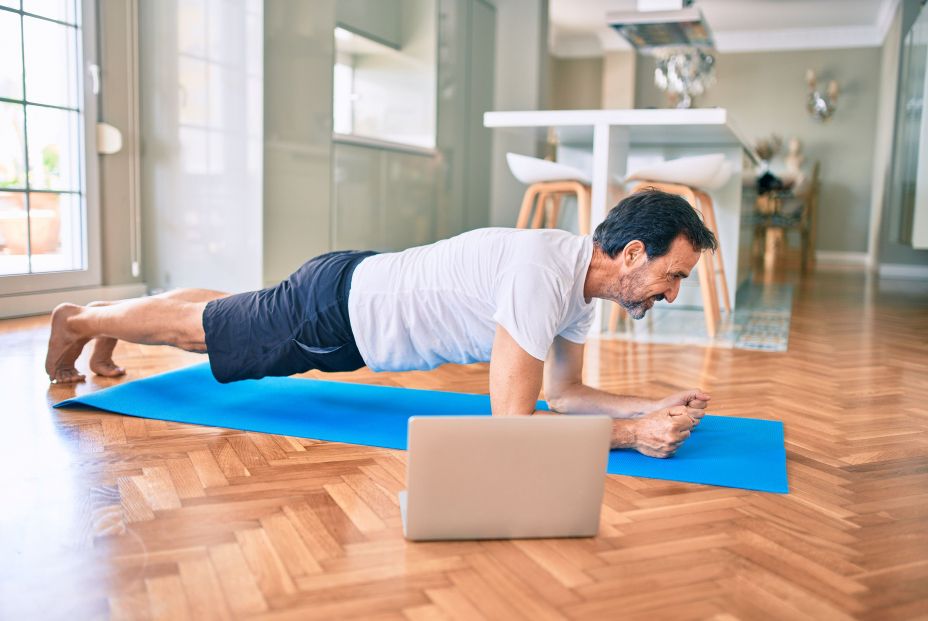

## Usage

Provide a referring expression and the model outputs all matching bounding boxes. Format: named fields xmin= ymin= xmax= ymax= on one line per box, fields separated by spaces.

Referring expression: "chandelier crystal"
xmin=653 ymin=48 xmax=716 ymax=109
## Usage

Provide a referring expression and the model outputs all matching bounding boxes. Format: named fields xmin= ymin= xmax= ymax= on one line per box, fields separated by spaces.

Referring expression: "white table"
xmin=484 ymin=108 xmax=757 ymax=324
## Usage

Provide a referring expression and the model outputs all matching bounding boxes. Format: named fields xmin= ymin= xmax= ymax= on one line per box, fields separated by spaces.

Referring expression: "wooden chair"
xmin=753 ymin=161 xmax=821 ymax=274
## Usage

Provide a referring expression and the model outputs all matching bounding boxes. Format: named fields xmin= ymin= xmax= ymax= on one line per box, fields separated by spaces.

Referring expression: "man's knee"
xmin=175 ymin=301 xmax=209 ymax=351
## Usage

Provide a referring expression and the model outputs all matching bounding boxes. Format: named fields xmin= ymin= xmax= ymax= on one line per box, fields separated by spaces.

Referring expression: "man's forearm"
xmin=610 ymin=418 xmax=638 ymax=449
xmin=547 ymin=382 xmax=656 ymax=418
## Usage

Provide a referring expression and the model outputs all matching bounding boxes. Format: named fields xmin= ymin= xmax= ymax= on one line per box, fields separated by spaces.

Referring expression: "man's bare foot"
xmin=45 ymin=303 xmax=91 ymax=383
xmin=89 ymin=337 xmax=126 ymax=377
xmin=84 ymin=302 xmax=126 ymax=377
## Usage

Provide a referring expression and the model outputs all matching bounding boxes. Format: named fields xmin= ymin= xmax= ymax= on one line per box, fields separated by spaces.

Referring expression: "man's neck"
xmin=583 ymin=245 xmax=621 ymax=302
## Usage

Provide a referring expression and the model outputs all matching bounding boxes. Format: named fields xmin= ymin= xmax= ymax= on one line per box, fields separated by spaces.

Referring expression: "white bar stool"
xmin=610 ymin=154 xmax=733 ymax=338
xmin=506 ymin=153 xmax=593 ymax=234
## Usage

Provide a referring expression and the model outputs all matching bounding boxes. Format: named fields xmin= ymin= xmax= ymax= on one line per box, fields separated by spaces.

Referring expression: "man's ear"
xmin=622 ymin=240 xmax=647 ymax=267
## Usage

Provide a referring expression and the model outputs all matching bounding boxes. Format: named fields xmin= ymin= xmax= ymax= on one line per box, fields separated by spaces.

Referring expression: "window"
xmin=333 ymin=51 xmax=355 ymax=136
xmin=0 ymin=0 xmax=97 ymax=290
xmin=332 ymin=18 xmax=436 ymax=150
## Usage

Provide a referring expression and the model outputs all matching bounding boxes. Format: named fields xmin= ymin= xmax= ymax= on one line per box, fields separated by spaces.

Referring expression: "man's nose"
xmin=664 ymin=280 xmax=682 ymax=303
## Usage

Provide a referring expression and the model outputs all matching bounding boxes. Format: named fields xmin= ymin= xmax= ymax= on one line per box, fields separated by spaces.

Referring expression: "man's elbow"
xmin=545 ymin=391 xmax=571 ymax=413
xmin=544 ymin=381 xmax=583 ymax=413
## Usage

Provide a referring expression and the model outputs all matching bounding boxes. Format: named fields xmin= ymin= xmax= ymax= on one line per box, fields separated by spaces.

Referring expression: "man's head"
xmin=590 ymin=189 xmax=718 ymax=319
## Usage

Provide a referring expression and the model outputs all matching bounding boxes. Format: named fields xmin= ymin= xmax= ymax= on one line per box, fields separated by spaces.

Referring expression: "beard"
xmin=613 ymin=266 xmax=661 ymax=320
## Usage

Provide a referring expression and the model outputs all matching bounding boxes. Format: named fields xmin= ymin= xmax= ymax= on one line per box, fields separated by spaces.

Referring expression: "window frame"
xmin=0 ymin=0 xmax=101 ymax=296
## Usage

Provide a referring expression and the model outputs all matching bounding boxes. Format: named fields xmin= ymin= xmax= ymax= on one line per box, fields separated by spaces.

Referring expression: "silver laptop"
xmin=399 ymin=415 xmax=612 ymax=541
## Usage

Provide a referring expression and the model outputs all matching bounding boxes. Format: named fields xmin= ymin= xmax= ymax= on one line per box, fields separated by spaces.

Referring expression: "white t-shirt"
xmin=347 ymin=228 xmax=595 ymax=372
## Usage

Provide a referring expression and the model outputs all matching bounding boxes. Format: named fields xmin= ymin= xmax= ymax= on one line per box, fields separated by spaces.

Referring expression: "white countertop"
xmin=484 ymin=108 xmax=757 ymax=162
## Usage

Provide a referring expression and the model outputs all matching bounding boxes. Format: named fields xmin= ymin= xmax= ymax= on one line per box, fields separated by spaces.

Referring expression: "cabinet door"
xmin=332 ymin=143 xmax=385 ymax=251
xmin=263 ymin=0 xmax=335 ymax=284
xmin=435 ymin=0 xmax=469 ymax=238
xmin=383 ymin=150 xmax=438 ymax=250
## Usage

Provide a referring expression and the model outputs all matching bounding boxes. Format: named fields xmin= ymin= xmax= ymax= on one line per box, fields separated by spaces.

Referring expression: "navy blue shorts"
xmin=202 ymin=250 xmax=376 ymax=383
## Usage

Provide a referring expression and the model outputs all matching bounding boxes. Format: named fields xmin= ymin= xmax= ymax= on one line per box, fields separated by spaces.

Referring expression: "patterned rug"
xmin=730 ymin=283 xmax=793 ymax=352
xmin=607 ymin=282 xmax=794 ymax=352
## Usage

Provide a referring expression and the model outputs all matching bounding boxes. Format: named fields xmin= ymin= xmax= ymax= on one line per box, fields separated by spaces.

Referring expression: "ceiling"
xmin=549 ymin=0 xmax=899 ymax=57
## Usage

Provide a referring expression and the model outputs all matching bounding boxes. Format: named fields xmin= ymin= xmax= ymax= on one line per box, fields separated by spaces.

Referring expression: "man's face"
xmin=610 ymin=235 xmax=702 ymax=320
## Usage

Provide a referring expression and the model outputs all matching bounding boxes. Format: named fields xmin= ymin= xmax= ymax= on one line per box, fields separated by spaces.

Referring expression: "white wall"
xmin=601 ymin=51 xmax=635 ymax=109
xmin=139 ymin=0 xmax=263 ymax=293
xmin=548 ymin=56 xmax=602 ymax=110
xmin=637 ymin=48 xmax=882 ymax=256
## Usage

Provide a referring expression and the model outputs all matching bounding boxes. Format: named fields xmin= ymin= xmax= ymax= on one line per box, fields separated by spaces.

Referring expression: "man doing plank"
xmin=46 ymin=190 xmax=717 ymax=458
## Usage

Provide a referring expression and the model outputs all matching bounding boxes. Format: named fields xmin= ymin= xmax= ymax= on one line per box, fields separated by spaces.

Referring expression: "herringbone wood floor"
xmin=1 ymin=271 xmax=926 ymax=620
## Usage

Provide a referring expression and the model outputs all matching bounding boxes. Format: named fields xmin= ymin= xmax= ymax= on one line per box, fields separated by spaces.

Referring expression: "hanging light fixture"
xmin=653 ymin=48 xmax=716 ymax=109
xmin=607 ymin=2 xmax=714 ymax=49
xmin=608 ymin=1 xmax=717 ymax=109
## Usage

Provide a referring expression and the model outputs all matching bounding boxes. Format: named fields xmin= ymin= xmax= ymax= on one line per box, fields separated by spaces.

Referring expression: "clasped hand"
xmin=633 ymin=389 xmax=711 ymax=458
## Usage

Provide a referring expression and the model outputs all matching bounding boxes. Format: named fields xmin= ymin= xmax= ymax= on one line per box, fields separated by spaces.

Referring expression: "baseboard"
xmin=0 ymin=283 xmax=148 ymax=319
xmin=878 ymin=263 xmax=928 ymax=280
xmin=816 ymin=251 xmax=869 ymax=265
xmin=815 ymin=251 xmax=869 ymax=271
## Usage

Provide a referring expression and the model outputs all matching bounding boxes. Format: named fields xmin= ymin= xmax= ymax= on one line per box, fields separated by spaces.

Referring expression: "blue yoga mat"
xmin=55 ymin=363 xmax=788 ymax=493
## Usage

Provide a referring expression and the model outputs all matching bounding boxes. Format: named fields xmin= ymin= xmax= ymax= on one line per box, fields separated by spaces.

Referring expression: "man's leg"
xmin=46 ymin=288 xmax=227 ymax=383
xmin=86 ymin=289 xmax=227 ymax=378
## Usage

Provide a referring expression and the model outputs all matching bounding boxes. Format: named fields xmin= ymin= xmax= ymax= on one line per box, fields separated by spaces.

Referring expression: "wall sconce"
xmin=806 ymin=69 xmax=839 ymax=122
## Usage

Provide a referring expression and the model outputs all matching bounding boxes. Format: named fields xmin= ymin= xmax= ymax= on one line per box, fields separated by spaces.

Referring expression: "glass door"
xmin=0 ymin=0 xmax=99 ymax=295
xmin=890 ymin=1 xmax=928 ymax=249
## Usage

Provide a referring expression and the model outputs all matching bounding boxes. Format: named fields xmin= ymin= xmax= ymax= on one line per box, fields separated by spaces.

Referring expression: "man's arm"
xmin=543 ymin=336 xmax=710 ymax=422
xmin=543 ymin=335 xmax=658 ymax=418
xmin=489 ymin=327 xmax=699 ymax=457
xmin=489 ymin=324 xmax=546 ymax=416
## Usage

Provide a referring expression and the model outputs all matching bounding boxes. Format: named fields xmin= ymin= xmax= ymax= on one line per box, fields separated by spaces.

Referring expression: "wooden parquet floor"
xmin=1 ymin=271 xmax=927 ymax=620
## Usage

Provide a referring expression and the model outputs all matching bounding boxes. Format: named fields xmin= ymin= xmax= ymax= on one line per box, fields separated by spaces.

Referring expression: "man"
xmin=46 ymin=190 xmax=717 ymax=458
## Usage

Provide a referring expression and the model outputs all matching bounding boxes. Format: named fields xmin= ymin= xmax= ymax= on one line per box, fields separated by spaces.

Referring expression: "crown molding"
xmin=550 ymin=0 xmax=903 ymax=58
xmin=876 ymin=0 xmax=902 ymax=41
xmin=714 ymin=25 xmax=882 ymax=53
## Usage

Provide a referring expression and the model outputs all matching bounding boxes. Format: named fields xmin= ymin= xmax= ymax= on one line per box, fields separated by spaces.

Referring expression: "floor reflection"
xmin=608 ymin=281 xmax=793 ymax=352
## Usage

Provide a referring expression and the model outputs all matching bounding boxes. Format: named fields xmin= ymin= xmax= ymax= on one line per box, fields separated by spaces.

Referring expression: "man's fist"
xmin=654 ymin=389 xmax=711 ymax=426
xmin=631 ymin=406 xmax=696 ymax=458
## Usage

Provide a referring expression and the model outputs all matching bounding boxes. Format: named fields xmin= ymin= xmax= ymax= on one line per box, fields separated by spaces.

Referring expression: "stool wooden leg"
xmin=696 ymin=251 xmax=719 ymax=338
xmin=577 ymin=186 xmax=592 ymax=235
xmin=546 ymin=194 xmax=562 ymax=229
xmin=608 ymin=303 xmax=627 ymax=333
xmin=695 ymin=190 xmax=732 ymax=314
xmin=711 ymin=271 xmax=722 ymax=325
xmin=531 ymin=193 xmax=548 ymax=229
xmin=516 ymin=185 xmax=540 ymax=229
